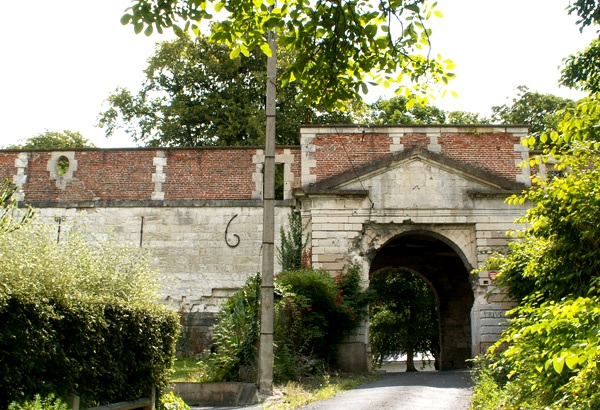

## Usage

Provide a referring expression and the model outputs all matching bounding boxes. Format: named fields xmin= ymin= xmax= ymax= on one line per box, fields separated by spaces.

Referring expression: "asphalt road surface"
xmin=300 ymin=370 xmax=473 ymax=410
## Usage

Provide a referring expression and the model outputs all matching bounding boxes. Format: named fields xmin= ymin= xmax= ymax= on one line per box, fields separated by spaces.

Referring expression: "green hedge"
xmin=0 ymin=196 xmax=180 ymax=409
xmin=0 ymin=293 xmax=179 ymax=408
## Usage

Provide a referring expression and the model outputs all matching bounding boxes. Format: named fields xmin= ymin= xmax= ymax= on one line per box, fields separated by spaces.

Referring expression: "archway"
xmin=369 ymin=231 xmax=475 ymax=370
xmin=370 ymin=267 xmax=440 ymax=372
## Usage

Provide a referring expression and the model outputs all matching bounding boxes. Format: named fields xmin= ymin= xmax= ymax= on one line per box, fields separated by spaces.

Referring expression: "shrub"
xmin=0 ymin=178 xmax=33 ymax=233
xmin=207 ymin=273 xmax=261 ymax=382
xmin=157 ymin=392 xmax=190 ymax=410
xmin=8 ymin=394 xmax=67 ymax=410
xmin=276 ymin=266 xmax=369 ymax=364
xmin=471 ymin=141 xmax=600 ymax=408
xmin=0 ymin=218 xmax=179 ymax=407
xmin=277 ymin=210 xmax=307 ymax=272
xmin=206 ymin=265 xmax=370 ymax=382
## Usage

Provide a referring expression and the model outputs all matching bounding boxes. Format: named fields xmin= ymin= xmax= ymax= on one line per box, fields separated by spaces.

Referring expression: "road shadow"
xmin=357 ymin=370 xmax=472 ymax=390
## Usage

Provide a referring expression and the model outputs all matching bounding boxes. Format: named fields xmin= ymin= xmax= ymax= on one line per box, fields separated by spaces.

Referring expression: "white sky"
xmin=0 ymin=1 xmax=596 ymax=148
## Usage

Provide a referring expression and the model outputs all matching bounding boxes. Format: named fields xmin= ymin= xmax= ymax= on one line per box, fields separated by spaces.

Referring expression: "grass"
xmin=170 ymin=359 xmax=378 ymax=409
xmin=263 ymin=374 xmax=378 ymax=410
xmin=171 ymin=357 xmax=208 ymax=382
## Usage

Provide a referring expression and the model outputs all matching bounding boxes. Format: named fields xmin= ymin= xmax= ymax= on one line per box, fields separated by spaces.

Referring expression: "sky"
xmin=0 ymin=1 xmax=596 ymax=148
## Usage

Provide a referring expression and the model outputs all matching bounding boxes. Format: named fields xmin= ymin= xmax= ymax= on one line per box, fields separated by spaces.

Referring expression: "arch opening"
xmin=369 ymin=232 xmax=474 ymax=371
xmin=370 ymin=267 xmax=440 ymax=372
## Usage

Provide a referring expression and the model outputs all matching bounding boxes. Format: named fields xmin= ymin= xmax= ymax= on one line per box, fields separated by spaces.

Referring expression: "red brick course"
xmin=308 ymin=130 xmax=523 ymax=184
xmin=0 ymin=128 xmax=525 ymax=203
xmin=0 ymin=148 xmax=301 ymax=202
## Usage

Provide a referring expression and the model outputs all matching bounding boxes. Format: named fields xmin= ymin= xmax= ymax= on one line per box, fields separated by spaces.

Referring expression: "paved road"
xmin=300 ymin=371 xmax=472 ymax=410
xmin=191 ymin=370 xmax=472 ymax=410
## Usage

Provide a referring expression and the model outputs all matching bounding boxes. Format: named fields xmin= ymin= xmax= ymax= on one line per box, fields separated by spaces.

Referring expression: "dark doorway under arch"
xmin=369 ymin=232 xmax=474 ymax=370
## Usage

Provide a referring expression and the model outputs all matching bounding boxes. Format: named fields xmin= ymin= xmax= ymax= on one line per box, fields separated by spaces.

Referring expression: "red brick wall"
xmin=0 ymin=128 xmax=524 ymax=204
xmin=308 ymin=130 xmax=523 ymax=183
xmin=18 ymin=150 xmax=156 ymax=202
xmin=0 ymin=147 xmax=301 ymax=203
xmin=163 ymin=149 xmax=255 ymax=200
xmin=310 ymin=133 xmax=392 ymax=182
xmin=0 ymin=153 xmax=16 ymax=181
xmin=438 ymin=132 xmax=521 ymax=180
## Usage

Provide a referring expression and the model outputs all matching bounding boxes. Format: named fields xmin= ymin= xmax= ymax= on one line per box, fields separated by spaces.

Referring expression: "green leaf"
xmin=229 ymin=47 xmax=241 ymax=59
xmin=260 ymin=42 xmax=272 ymax=57
xmin=120 ymin=14 xmax=132 ymax=26
xmin=565 ymin=355 xmax=579 ymax=370
xmin=360 ymin=82 xmax=368 ymax=95
xmin=173 ymin=24 xmax=184 ymax=37
xmin=552 ymin=356 xmax=565 ymax=374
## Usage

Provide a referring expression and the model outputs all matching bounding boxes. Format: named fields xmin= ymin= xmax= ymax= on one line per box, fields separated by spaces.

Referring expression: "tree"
xmin=470 ymin=4 xmax=600 ymax=406
xmin=369 ymin=268 xmax=439 ymax=372
xmin=369 ymin=95 xmax=447 ymax=124
xmin=5 ymin=130 xmax=95 ymax=149
xmin=98 ymin=35 xmax=356 ymax=147
xmin=567 ymin=0 xmax=600 ymax=31
xmin=561 ymin=39 xmax=600 ymax=94
xmin=120 ymin=0 xmax=454 ymax=108
xmin=446 ymin=110 xmax=489 ymax=125
xmin=368 ymin=95 xmax=487 ymax=126
xmin=490 ymin=85 xmax=576 ymax=136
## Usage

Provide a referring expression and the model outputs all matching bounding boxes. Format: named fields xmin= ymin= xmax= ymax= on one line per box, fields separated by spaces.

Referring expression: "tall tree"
xmin=369 ymin=268 xmax=439 ymax=372
xmin=471 ymin=3 xmax=600 ymax=409
xmin=490 ymin=85 xmax=576 ymax=135
xmin=368 ymin=95 xmax=487 ymax=125
xmin=98 ymin=35 xmax=356 ymax=147
xmin=120 ymin=0 xmax=454 ymax=108
xmin=6 ymin=130 xmax=94 ymax=150
xmin=561 ymin=39 xmax=600 ymax=94
xmin=446 ymin=110 xmax=489 ymax=125
xmin=369 ymin=95 xmax=447 ymax=124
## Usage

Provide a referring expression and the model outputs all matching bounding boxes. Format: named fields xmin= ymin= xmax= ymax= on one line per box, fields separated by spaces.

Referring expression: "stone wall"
xmin=0 ymin=125 xmax=533 ymax=364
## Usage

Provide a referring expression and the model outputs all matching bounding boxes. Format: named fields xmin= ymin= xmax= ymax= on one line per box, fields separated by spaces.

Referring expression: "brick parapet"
xmin=299 ymin=125 xmax=530 ymax=188
xmin=0 ymin=147 xmax=301 ymax=203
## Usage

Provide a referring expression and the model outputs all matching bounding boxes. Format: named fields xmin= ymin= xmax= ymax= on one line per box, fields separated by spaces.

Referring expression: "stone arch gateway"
xmin=0 ymin=125 xmax=532 ymax=370
xmin=368 ymin=231 xmax=474 ymax=370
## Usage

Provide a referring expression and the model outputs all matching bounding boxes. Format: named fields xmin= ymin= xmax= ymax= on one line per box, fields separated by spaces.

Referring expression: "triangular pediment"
xmin=300 ymin=148 xmax=526 ymax=209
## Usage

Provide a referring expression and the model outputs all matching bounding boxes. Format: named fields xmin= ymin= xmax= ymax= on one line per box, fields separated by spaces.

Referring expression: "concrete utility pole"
xmin=258 ymin=27 xmax=276 ymax=394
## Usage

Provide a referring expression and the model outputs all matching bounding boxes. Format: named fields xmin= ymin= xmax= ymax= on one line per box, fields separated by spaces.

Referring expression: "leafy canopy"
xmin=120 ymin=0 xmax=455 ymax=108
xmin=469 ymin=4 xmax=600 ymax=407
xmin=5 ymin=130 xmax=95 ymax=150
xmin=369 ymin=268 xmax=439 ymax=371
xmin=491 ymin=85 xmax=575 ymax=136
xmin=368 ymin=94 xmax=488 ymax=125
xmin=98 ymin=35 xmax=356 ymax=147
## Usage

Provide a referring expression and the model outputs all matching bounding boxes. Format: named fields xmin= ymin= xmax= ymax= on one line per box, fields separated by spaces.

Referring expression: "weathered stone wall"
xmin=0 ymin=125 xmax=532 ymax=364
xmin=296 ymin=125 xmax=530 ymax=370
xmin=32 ymin=204 xmax=292 ymax=312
